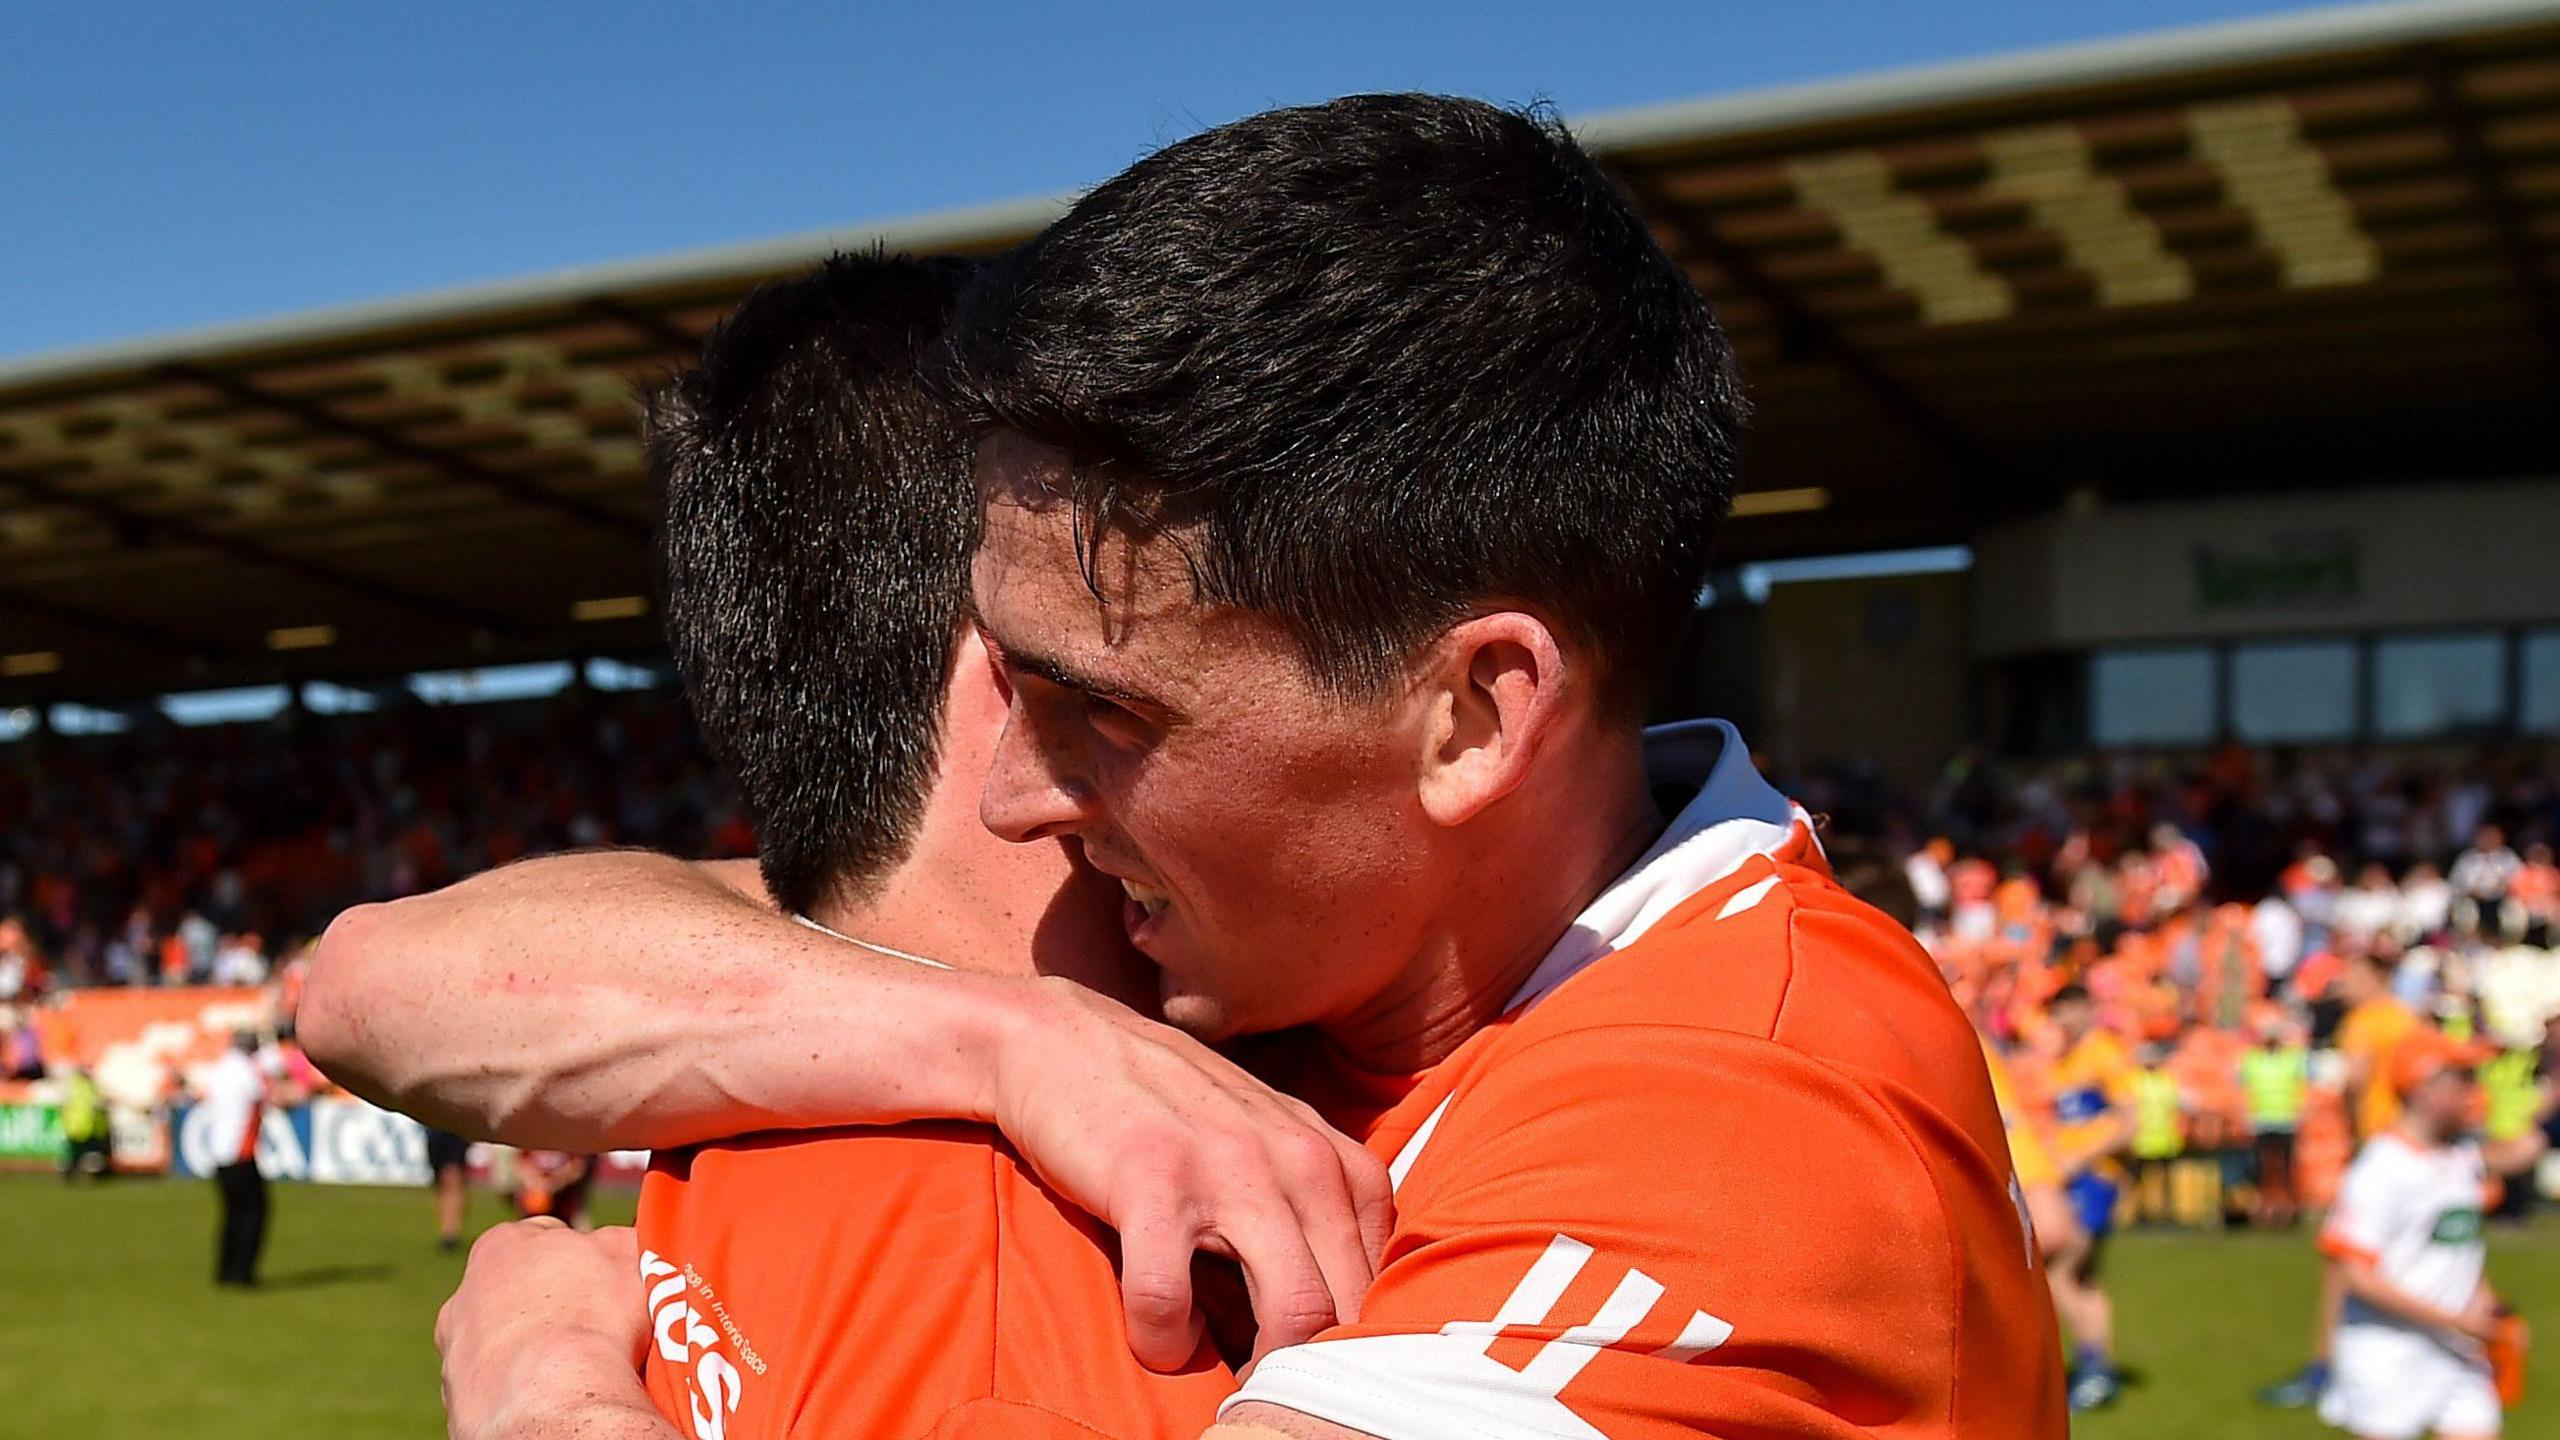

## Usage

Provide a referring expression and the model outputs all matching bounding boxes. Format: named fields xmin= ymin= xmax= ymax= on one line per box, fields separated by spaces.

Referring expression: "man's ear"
xmin=1413 ymin=612 xmax=1570 ymax=828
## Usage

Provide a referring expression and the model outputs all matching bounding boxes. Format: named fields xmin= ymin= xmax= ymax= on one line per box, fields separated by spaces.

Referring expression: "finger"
xmin=1116 ymin=1198 xmax=1208 ymax=1372
xmin=1267 ymin=1127 xmax=1379 ymax=1328
xmin=1332 ymin=1128 xmax=1396 ymax=1272
xmin=1272 ymin=1093 xmax=1395 ymax=1271
xmin=589 ymin=1225 xmax=641 ymax=1264
xmin=1211 ymin=1200 xmax=1339 ymax=1363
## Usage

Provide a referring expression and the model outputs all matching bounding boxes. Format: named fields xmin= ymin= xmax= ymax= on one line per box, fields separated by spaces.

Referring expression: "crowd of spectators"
xmin=0 ymin=689 xmax=749 ymax=1002
xmin=1811 ymin=739 xmax=2560 ymax=1235
xmin=2 ymin=692 xmax=2556 ymax=1214
xmin=1813 ymin=738 xmax=2560 ymax=916
xmin=5 ymin=702 xmax=2556 ymax=1009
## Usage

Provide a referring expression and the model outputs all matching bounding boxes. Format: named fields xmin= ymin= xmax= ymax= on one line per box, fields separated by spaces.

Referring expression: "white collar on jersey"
xmin=1501 ymin=717 xmax=1808 ymax=1014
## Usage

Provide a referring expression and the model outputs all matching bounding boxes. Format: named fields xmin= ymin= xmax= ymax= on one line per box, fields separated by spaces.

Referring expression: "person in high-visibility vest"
xmin=2481 ymin=1045 xmax=2542 ymax=1224
xmin=57 ymin=1065 xmax=110 ymax=1181
xmin=2243 ymin=1017 xmax=2312 ymax=1230
xmin=2129 ymin=1050 xmax=2186 ymax=1226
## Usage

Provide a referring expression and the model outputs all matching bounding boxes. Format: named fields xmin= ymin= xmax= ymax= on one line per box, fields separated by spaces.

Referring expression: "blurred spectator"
xmin=0 ymin=916 xmax=43 ymax=1002
xmin=2334 ymin=865 xmax=2400 ymax=945
xmin=212 ymin=933 xmax=268 ymax=987
xmin=513 ymin=1149 xmax=594 ymax=1229
xmin=58 ymin=1063 xmax=111 ymax=1181
xmin=2451 ymin=823 xmax=2522 ymax=925
xmin=2397 ymin=862 xmax=2454 ymax=942
xmin=2240 ymin=1016 xmax=2310 ymax=1229
xmin=3 ymin=1005 xmax=43 ymax=1080
xmin=2516 ymin=843 xmax=2559 ymax=945
xmin=201 ymin=1029 xmax=274 ymax=1287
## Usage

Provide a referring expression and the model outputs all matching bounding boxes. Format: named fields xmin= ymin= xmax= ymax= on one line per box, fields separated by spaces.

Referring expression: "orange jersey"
xmin=2337 ymin=997 xmax=2419 ymax=1141
xmin=636 ymin=1125 xmax=1232 ymax=1440
xmin=1233 ymin=721 xmax=2066 ymax=1440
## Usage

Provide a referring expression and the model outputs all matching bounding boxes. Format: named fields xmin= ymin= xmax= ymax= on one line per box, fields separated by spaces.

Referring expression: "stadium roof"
xmin=5 ymin=0 xmax=2558 ymax=706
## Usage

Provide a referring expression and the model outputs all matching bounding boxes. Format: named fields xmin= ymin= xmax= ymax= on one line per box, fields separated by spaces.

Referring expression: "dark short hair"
xmin=651 ymin=253 xmax=981 ymax=915
xmin=947 ymin=93 xmax=1744 ymax=716
xmin=2050 ymin=984 xmax=2093 ymax=1009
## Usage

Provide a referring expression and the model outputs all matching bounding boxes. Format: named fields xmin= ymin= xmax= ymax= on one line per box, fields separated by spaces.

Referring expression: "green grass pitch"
xmin=3 ymin=1171 xmax=636 ymax=1437
xmin=5 ymin=1171 xmax=2558 ymax=1436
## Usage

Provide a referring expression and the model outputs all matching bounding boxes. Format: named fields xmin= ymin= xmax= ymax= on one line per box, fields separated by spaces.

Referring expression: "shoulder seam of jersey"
xmin=1790 ymin=1036 xmax=1968 ymax=1433
xmin=1779 ymin=881 xmax=1970 ymax=1433
xmin=1764 ymin=860 xmax=1808 ymax=1043
xmin=972 ymin=1144 xmax=1007 ymax=1408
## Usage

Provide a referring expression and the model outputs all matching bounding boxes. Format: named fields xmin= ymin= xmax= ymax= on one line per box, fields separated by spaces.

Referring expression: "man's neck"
xmin=1322 ymin=731 xmax=1664 ymax=1076
xmin=800 ymin=778 xmax=1060 ymax=980
xmin=805 ymin=872 xmax=1023 ymax=978
xmin=802 ymin=795 xmax=1144 ymax=1007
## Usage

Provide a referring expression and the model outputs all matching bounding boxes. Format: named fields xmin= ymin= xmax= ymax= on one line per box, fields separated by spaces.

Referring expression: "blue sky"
xmin=2 ymin=0 xmax=2338 ymax=362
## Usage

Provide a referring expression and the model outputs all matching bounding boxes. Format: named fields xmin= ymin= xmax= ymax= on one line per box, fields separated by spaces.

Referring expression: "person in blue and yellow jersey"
xmin=2046 ymin=983 xmax=2138 ymax=1411
xmin=1979 ymin=1028 xmax=2097 ymax=1385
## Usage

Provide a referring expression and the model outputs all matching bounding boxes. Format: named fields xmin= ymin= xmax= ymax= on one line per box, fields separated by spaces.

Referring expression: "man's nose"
xmin=980 ymin=707 xmax=1102 ymax=844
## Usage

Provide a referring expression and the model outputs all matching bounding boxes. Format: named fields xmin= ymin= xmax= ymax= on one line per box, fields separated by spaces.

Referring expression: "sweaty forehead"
xmin=969 ymin=430 xmax=1336 ymax=718
xmin=972 ymin=482 xmax=1274 ymax=714
xmin=975 ymin=491 xmax=1191 ymax=638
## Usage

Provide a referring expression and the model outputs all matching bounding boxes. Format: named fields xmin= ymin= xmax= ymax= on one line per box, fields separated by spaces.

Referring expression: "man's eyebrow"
xmin=992 ymin=640 xmax=1170 ymax=713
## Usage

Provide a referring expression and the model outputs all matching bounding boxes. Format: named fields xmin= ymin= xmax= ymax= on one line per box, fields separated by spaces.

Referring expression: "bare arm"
xmin=301 ymin=850 xmax=1024 ymax=1151
xmin=305 ymin=848 xmax=1392 ymax=1367
xmin=2485 ymin=1127 xmax=2549 ymax=1178
xmin=1216 ymin=1404 xmax=1387 ymax=1438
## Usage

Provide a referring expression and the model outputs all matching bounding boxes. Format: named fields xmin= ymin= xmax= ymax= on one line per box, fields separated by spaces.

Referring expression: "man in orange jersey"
xmin=444 ymin=255 xmax=1242 ymax=1440
xmin=636 ymin=255 xmax=1252 ymax=1439
xmin=423 ymin=96 xmax=2065 ymax=1439
xmin=2339 ymin=948 xmax=2425 ymax=1144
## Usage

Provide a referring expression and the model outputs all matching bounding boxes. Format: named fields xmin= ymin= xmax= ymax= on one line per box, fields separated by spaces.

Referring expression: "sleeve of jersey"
xmin=1224 ymin=1026 xmax=1959 ymax=1440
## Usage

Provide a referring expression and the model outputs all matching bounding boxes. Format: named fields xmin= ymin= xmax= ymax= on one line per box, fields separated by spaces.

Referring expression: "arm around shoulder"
xmin=299 ymin=848 xmax=1025 ymax=1149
